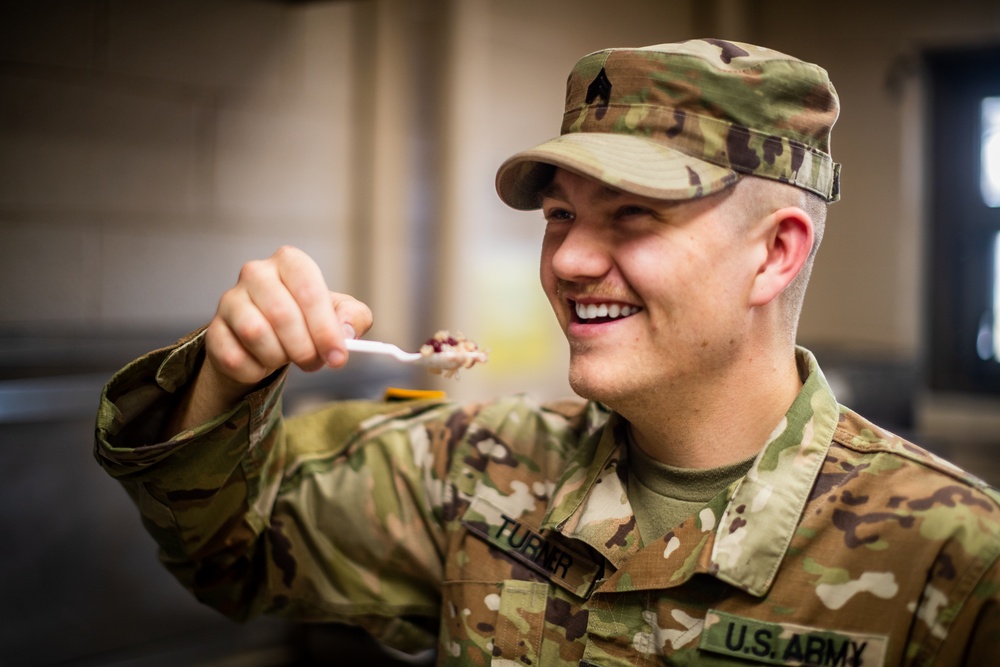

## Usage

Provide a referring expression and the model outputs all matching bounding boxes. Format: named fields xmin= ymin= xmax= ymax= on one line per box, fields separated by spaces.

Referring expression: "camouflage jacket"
xmin=95 ymin=333 xmax=1000 ymax=665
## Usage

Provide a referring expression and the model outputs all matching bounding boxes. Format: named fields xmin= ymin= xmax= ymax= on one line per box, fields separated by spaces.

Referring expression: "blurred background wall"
xmin=2 ymin=0 xmax=1000 ymax=664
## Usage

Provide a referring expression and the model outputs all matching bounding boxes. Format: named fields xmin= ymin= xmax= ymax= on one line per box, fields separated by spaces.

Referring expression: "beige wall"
xmin=0 ymin=0 xmax=357 ymax=331
xmin=2 ymin=0 xmax=1000 ymax=414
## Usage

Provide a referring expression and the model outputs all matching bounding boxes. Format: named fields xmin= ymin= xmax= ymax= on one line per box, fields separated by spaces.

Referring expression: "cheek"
xmin=618 ymin=245 xmax=680 ymax=293
xmin=623 ymin=244 xmax=729 ymax=317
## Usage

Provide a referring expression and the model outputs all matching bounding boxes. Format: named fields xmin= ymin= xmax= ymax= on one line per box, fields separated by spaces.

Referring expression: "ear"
xmin=749 ymin=207 xmax=814 ymax=307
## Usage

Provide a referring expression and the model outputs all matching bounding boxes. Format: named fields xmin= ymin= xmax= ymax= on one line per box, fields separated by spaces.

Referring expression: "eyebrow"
xmin=537 ymin=181 xmax=566 ymax=202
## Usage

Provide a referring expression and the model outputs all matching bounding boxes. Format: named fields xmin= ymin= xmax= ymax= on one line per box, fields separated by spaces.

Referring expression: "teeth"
xmin=575 ymin=301 xmax=638 ymax=320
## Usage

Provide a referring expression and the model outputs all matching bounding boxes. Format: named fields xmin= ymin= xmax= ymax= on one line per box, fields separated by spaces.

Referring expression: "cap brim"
xmin=495 ymin=133 xmax=738 ymax=210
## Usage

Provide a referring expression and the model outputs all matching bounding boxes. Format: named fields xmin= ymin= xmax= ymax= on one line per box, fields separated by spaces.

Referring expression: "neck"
xmin=619 ymin=343 xmax=802 ymax=469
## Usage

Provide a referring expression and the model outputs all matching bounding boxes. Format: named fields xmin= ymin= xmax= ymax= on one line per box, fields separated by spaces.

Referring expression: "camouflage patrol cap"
xmin=495 ymin=38 xmax=841 ymax=209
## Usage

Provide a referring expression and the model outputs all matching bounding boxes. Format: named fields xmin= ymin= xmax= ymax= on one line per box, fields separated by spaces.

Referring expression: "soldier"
xmin=96 ymin=39 xmax=1000 ymax=664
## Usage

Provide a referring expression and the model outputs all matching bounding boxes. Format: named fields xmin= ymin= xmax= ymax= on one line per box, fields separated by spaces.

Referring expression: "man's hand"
xmin=170 ymin=246 xmax=373 ymax=434
xmin=207 ymin=245 xmax=372 ymax=385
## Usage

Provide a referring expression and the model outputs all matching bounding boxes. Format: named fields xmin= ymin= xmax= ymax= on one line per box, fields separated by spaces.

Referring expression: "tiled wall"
xmin=0 ymin=0 xmax=355 ymax=331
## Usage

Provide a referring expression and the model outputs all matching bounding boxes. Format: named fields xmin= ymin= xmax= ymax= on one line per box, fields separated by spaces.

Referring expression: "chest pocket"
xmin=446 ymin=495 xmax=603 ymax=664
xmin=492 ymin=580 xmax=549 ymax=665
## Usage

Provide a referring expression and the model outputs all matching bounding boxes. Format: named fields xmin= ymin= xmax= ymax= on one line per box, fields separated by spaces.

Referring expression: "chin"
xmin=567 ymin=359 xmax=633 ymax=408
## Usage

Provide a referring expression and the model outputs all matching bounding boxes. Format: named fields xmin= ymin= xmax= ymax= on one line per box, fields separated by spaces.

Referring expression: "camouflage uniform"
xmin=96 ymin=331 xmax=1000 ymax=665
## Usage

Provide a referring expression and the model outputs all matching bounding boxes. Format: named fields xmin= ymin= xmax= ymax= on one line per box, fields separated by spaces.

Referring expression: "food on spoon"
xmin=420 ymin=330 xmax=488 ymax=377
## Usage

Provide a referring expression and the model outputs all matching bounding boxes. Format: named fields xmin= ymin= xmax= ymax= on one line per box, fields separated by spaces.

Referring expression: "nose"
xmin=548 ymin=216 xmax=613 ymax=282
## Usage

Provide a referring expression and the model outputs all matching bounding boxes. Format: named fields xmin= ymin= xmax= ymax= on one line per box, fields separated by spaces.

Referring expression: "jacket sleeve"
xmin=93 ymin=330 xmax=467 ymax=652
xmin=957 ymin=557 xmax=1000 ymax=666
xmin=924 ymin=495 xmax=1000 ymax=665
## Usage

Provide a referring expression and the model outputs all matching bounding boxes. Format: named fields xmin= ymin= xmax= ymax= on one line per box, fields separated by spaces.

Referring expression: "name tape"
xmin=461 ymin=495 xmax=601 ymax=598
xmin=700 ymin=610 xmax=888 ymax=667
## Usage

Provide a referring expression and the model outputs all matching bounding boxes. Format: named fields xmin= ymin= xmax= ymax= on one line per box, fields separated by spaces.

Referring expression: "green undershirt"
xmin=627 ymin=435 xmax=757 ymax=545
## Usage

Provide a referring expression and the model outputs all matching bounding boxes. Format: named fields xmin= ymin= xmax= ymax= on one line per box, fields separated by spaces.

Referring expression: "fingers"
xmin=205 ymin=246 xmax=372 ymax=385
xmin=204 ymin=311 xmax=272 ymax=386
xmin=244 ymin=248 xmax=328 ymax=370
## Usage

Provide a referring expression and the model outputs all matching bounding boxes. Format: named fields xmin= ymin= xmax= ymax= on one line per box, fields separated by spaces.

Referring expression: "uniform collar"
xmin=542 ymin=348 xmax=841 ymax=597
xmin=543 ymin=414 xmax=636 ymax=564
xmin=710 ymin=347 xmax=841 ymax=595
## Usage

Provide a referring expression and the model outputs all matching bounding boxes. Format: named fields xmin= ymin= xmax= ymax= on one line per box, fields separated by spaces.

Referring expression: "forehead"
xmin=539 ymin=169 xmax=654 ymax=204
xmin=539 ymin=168 xmax=716 ymax=211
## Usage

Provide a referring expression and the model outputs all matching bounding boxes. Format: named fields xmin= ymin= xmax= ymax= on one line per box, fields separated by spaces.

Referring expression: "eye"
xmin=543 ymin=206 xmax=575 ymax=223
xmin=615 ymin=204 xmax=652 ymax=219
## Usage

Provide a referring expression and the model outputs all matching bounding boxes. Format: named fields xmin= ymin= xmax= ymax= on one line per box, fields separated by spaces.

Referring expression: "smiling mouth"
xmin=571 ymin=300 xmax=642 ymax=324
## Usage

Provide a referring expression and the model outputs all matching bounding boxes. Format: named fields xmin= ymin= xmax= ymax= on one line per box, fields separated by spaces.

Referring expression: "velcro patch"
xmin=699 ymin=610 xmax=888 ymax=666
xmin=461 ymin=495 xmax=601 ymax=598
